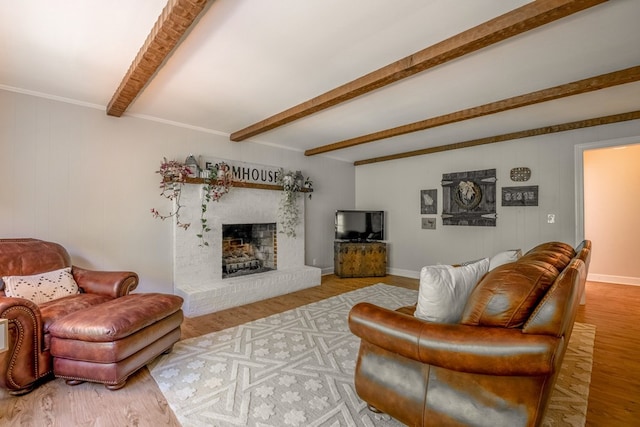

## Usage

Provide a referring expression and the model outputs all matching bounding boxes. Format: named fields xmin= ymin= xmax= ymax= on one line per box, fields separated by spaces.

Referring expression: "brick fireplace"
xmin=222 ymin=223 xmax=276 ymax=278
xmin=173 ymin=184 xmax=321 ymax=317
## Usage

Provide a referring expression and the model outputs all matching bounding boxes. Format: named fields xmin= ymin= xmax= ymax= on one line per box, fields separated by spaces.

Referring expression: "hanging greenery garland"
xmin=275 ymin=169 xmax=313 ymax=238
xmin=151 ymin=158 xmax=193 ymax=230
xmin=152 ymin=159 xmax=313 ymax=242
xmin=151 ymin=158 xmax=234 ymax=246
xmin=198 ymin=162 xmax=233 ymax=246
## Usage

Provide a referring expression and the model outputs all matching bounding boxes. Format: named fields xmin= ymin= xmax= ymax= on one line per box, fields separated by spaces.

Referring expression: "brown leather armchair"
xmin=0 ymin=238 xmax=138 ymax=395
xmin=349 ymin=241 xmax=591 ymax=427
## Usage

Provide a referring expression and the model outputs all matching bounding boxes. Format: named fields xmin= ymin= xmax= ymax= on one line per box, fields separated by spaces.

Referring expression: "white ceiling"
xmin=2 ymin=0 xmax=639 ymax=163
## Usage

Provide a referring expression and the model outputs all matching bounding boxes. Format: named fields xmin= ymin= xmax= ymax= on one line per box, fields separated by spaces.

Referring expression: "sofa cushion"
xmin=461 ymin=261 xmax=559 ymax=328
xmin=529 ymin=241 xmax=575 ymax=252
xmin=517 ymin=250 xmax=573 ymax=272
xmin=2 ymin=267 xmax=80 ymax=305
xmin=415 ymin=258 xmax=489 ymax=324
xmin=526 ymin=241 xmax=575 ymax=258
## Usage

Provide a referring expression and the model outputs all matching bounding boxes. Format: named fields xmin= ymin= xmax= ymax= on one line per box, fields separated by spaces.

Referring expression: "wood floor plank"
xmin=1 ymin=276 xmax=638 ymax=426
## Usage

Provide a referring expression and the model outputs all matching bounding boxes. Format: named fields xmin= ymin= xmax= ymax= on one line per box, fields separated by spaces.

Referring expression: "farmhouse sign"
xmin=200 ymin=157 xmax=281 ymax=185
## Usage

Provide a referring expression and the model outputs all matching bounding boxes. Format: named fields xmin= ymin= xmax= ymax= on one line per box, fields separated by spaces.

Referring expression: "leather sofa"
xmin=349 ymin=240 xmax=591 ymax=427
xmin=0 ymin=238 xmax=173 ymax=395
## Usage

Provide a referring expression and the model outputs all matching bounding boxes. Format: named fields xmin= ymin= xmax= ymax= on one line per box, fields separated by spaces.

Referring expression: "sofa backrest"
xmin=526 ymin=241 xmax=576 ymax=258
xmin=460 ymin=240 xmax=590 ymax=334
xmin=0 ymin=239 xmax=71 ymax=296
xmin=518 ymin=241 xmax=576 ymax=272
xmin=575 ymin=240 xmax=592 ymax=269
xmin=460 ymin=260 xmax=560 ymax=328
xmin=522 ymin=258 xmax=586 ymax=337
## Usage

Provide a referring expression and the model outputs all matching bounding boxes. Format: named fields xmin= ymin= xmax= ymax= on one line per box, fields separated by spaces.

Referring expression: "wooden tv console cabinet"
xmin=334 ymin=241 xmax=387 ymax=278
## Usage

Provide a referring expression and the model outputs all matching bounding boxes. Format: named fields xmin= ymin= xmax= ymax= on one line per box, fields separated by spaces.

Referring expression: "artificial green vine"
xmin=197 ymin=162 xmax=233 ymax=246
xmin=275 ymin=169 xmax=313 ymax=238
xmin=152 ymin=158 xmax=233 ymax=246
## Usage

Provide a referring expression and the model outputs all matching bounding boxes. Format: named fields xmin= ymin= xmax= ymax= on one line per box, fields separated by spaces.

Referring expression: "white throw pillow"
xmin=415 ymin=258 xmax=489 ymax=323
xmin=2 ymin=267 xmax=80 ymax=304
xmin=489 ymin=249 xmax=522 ymax=270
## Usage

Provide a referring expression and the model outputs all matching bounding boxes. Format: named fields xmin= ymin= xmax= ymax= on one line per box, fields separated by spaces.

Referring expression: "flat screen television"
xmin=335 ymin=210 xmax=385 ymax=241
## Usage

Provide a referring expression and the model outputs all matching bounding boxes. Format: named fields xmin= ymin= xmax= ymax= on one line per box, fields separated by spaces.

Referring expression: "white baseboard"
xmin=386 ymin=272 xmax=640 ymax=286
xmin=387 ymin=268 xmax=420 ymax=279
xmin=320 ymin=267 xmax=335 ymax=276
xmin=326 ymin=266 xmax=420 ymax=279
xmin=588 ymin=273 xmax=640 ymax=286
xmin=327 ymin=267 xmax=640 ymax=288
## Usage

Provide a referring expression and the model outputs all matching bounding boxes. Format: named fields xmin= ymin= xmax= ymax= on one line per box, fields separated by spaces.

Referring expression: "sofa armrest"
xmin=0 ymin=297 xmax=45 ymax=391
xmin=72 ymin=267 xmax=138 ymax=297
xmin=349 ymin=302 xmax=560 ymax=376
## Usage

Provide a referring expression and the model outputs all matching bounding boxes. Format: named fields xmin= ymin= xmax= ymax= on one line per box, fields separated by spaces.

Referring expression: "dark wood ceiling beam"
xmin=354 ymin=110 xmax=640 ymax=166
xmin=230 ymin=0 xmax=607 ymax=142
xmin=106 ymin=0 xmax=209 ymax=117
xmin=306 ymin=65 xmax=640 ymax=156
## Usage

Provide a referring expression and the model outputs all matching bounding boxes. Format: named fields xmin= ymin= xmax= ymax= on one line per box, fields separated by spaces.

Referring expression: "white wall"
xmin=0 ymin=89 xmax=354 ymax=293
xmin=584 ymin=142 xmax=640 ymax=284
xmin=356 ymin=121 xmax=640 ymax=278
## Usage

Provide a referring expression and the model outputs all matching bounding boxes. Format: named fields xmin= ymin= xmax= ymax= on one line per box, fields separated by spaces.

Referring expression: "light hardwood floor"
xmin=1 ymin=275 xmax=638 ymax=426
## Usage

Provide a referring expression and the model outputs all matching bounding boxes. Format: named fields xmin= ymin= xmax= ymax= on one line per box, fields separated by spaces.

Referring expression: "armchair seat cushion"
xmin=40 ymin=293 xmax=112 ymax=333
xmin=49 ymin=293 xmax=183 ymax=342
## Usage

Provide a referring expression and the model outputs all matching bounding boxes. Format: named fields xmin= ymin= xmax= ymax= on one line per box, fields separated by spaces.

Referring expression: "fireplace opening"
xmin=222 ymin=223 xmax=277 ymax=279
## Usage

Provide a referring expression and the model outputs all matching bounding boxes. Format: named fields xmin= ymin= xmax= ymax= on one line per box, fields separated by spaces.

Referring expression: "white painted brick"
xmin=172 ymin=185 xmax=320 ymax=317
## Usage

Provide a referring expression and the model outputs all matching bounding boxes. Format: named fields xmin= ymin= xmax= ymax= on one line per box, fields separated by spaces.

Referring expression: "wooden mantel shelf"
xmin=175 ymin=177 xmax=313 ymax=193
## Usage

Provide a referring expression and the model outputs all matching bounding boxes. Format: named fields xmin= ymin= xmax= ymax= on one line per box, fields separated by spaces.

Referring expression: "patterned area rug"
xmin=149 ymin=284 xmax=595 ymax=426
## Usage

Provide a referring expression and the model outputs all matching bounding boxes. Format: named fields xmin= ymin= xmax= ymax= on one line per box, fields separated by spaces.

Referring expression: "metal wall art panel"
xmin=502 ymin=185 xmax=539 ymax=206
xmin=442 ymin=168 xmax=497 ymax=226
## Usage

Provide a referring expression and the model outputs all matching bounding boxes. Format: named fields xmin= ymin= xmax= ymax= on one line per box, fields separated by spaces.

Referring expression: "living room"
xmin=1 ymin=1 xmax=640 ymax=426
